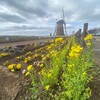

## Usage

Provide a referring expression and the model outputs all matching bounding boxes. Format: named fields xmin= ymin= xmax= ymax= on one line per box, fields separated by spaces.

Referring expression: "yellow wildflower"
xmin=84 ymin=34 xmax=92 ymax=41
xmin=26 ymin=51 xmax=32 ymax=56
xmin=69 ymin=44 xmax=83 ymax=58
xmin=45 ymin=85 xmax=50 ymax=90
xmin=16 ymin=64 xmax=21 ymax=69
xmin=86 ymin=42 xmax=91 ymax=46
xmin=24 ymin=56 xmax=31 ymax=63
xmin=34 ymin=54 xmax=38 ymax=58
xmin=41 ymin=54 xmax=44 ymax=58
xmin=48 ymin=73 xmax=51 ymax=78
xmin=25 ymin=72 xmax=30 ymax=76
xmin=55 ymin=38 xmax=63 ymax=43
xmin=40 ymin=63 xmax=44 ymax=67
xmin=42 ymin=57 xmax=46 ymax=61
xmin=82 ymin=72 xmax=87 ymax=77
xmin=68 ymin=64 xmax=74 ymax=68
xmin=11 ymin=69 xmax=15 ymax=72
xmin=8 ymin=64 xmax=15 ymax=70
xmin=27 ymin=65 xmax=33 ymax=71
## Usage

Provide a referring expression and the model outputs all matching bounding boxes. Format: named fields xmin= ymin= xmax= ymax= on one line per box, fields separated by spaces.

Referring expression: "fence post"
xmin=75 ymin=29 xmax=81 ymax=43
xmin=82 ymin=23 xmax=88 ymax=47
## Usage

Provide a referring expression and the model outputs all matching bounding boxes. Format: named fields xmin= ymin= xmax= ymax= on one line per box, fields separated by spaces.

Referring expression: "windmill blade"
xmin=62 ymin=7 xmax=67 ymax=35
xmin=62 ymin=7 xmax=65 ymax=21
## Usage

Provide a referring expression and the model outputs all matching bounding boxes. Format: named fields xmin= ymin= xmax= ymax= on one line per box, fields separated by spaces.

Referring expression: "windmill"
xmin=53 ymin=7 xmax=67 ymax=36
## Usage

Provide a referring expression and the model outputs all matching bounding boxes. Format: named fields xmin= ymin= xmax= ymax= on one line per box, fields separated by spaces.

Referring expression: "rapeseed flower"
xmin=69 ymin=44 xmax=83 ymax=58
xmin=47 ymin=73 xmax=51 ymax=78
xmin=40 ymin=63 xmax=44 ymax=67
xmin=84 ymin=34 xmax=92 ymax=41
xmin=16 ymin=64 xmax=21 ymax=69
xmin=8 ymin=64 xmax=15 ymax=70
xmin=25 ymin=72 xmax=30 ymax=76
xmin=27 ymin=65 xmax=33 ymax=71
xmin=86 ymin=42 xmax=92 ymax=46
xmin=45 ymin=85 xmax=50 ymax=90
xmin=55 ymin=38 xmax=63 ymax=43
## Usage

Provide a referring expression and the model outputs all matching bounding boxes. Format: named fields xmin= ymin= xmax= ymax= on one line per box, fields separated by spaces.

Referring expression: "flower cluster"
xmin=55 ymin=37 xmax=63 ymax=43
xmin=8 ymin=64 xmax=21 ymax=72
xmin=45 ymin=85 xmax=50 ymax=90
xmin=84 ymin=34 xmax=92 ymax=41
xmin=0 ymin=53 xmax=9 ymax=58
xmin=24 ymin=56 xmax=32 ymax=63
xmin=84 ymin=34 xmax=92 ymax=46
xmin=25 ymin=65 xmax=33 ymax=76
xmin=69 ymin=44 xmax=83 ymax=58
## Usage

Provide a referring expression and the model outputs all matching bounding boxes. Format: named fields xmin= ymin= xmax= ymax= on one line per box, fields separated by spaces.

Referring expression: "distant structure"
xmin=53 ymin=8 xmax=67 ymax=36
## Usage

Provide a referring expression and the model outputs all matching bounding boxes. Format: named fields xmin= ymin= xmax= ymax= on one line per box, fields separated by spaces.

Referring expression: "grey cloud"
xmin=0 ymin=0 xmax=49 ymax=18
xmin=0 ymin=0 xmax=100 ymax=34
xmin=0 ymin=13 xmax=26 ymax=23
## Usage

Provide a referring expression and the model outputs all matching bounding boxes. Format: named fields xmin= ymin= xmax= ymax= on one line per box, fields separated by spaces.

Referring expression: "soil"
xmin=0 ymin=67 xmax=30 ymax=100
xmin=0 ymin=37 xmax=100 ymax=100
xmin=0 ymin=38 xmax=51 ymax=49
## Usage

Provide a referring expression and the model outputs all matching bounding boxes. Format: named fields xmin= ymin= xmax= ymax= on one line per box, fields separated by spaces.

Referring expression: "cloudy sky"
xmin=0 ymin=0 xmax=100 ymax=36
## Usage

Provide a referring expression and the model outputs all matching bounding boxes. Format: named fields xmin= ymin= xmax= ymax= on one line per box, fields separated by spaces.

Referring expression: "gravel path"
xmin=89 ymin=37 xmax=100 ymax=100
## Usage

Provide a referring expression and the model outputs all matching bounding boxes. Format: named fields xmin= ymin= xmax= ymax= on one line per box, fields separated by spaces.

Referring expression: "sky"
xmin=0 ymin=0 xmax=100 ymax=36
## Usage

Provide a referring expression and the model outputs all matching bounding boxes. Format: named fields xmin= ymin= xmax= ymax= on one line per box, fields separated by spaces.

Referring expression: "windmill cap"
xmin=57 ymin=20 xmax=65 ymax=24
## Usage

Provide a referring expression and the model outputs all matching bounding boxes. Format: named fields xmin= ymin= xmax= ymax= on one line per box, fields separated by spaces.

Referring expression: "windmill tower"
xmin=54 ymin=8 xmax=67 ymax=36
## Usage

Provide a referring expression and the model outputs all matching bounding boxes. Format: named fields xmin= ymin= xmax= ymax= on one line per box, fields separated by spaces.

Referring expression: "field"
xmin=0 ymin=35 xmax=99 ymax=100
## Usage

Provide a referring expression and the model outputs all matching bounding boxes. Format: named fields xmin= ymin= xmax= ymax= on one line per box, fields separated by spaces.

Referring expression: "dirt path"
xmin=89 ymin=36 xmax=100 ymax=100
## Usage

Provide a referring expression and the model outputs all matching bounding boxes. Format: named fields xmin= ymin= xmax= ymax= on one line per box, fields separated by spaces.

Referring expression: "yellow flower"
xmin=34 ymin=54 xmax=38 ymax=58
xmin=26 ymin=51 xmax=32 ymax=56
xmin=69 ymin=44 xmax=83 ymax=58
xmin=16 ymin=64 xmax=21 ymax=69
xmin=47 ymin=73 xmax=51 ymax=78
xmin=16 ymin=56 xmax=20 ymax=59
xmin=42 ymin=57 xmax=46 ymax=61
xmin=27 ymin=65 xmax=33 ymax=71
xmin=42 ymin=54 xmax=44 ymax=58
xmin=24 ymin=56 xmax=31 ymax=63
xmin=84 ymin=34 xmax=92 ymax=41
xmin=24 ymin=59 xmax=27 ymax=63
xmin=11 ymin=69 xmax=15 ymax=72
xmin=74 ymin=53 xmax=80 ymax=58
xmin=8 ymin=64 xmax=15 ymax=70
xmin=86 ymin=42 xmax=91 ymax=46
xmin=82 ymin=72 xmax=87 ymax=77
xmin=68 ymin=64 xmax=74 ymax=68
xmin=40 ymin=63 xmax=44 ymax=67
xmin=55 ymin=38 xmax=63 ymax=43
xmin=45 ymin=85 xmax=50 ymax=90
xmin=47 ymin=46 xmax=51 ymax=50
xmin=25 ymin=72 xmax=30 ymax=76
